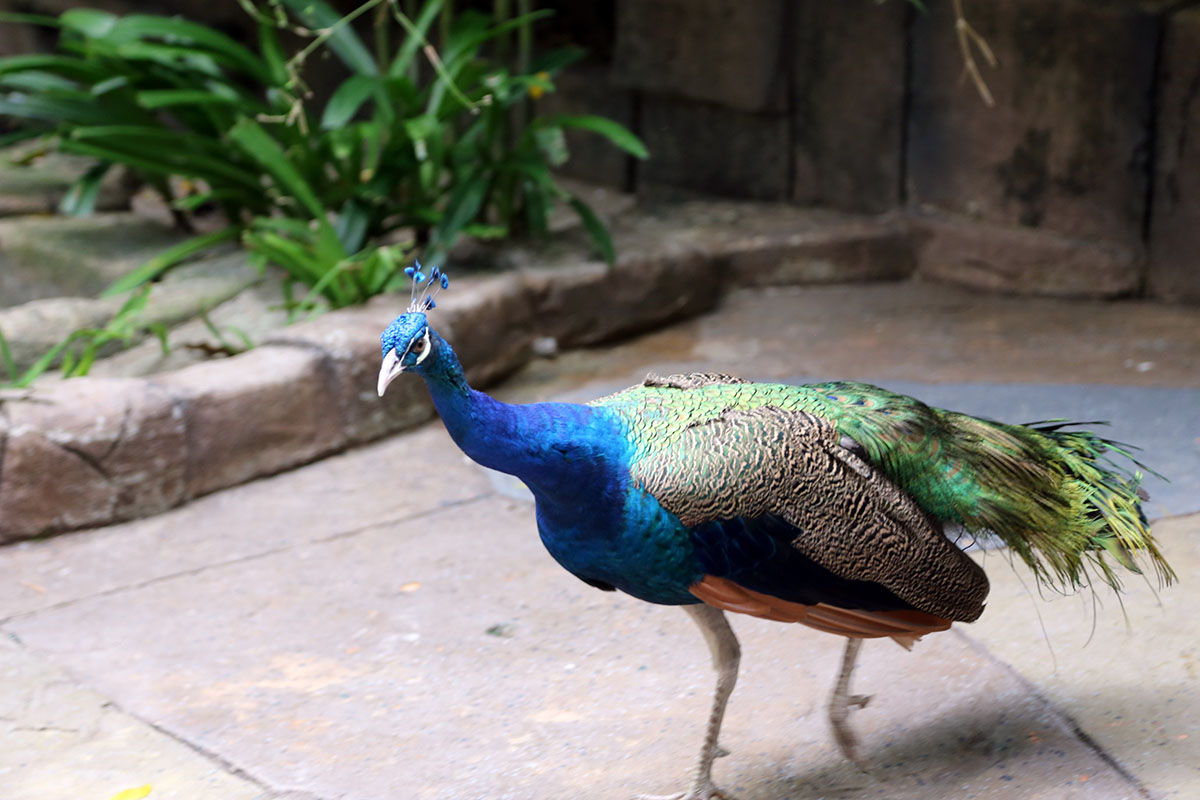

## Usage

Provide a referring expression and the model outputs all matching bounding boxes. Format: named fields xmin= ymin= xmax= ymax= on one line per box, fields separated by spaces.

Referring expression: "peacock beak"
xmin=377 ymin=350 xmax=404 ymax=397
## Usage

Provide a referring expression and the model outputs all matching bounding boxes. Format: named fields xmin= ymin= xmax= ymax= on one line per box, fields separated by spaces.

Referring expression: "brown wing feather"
xmin=632 ymin=405 xmax=989 ymax=622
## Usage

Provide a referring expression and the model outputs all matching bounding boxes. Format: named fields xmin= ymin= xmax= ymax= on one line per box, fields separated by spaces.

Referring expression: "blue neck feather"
xmin=414 ymin=331 xmax=627 ymax=505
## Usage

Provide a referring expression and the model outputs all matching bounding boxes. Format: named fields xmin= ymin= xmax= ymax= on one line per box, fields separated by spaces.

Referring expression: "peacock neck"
xmin=416 ymin=336 xmax=623 ymax=501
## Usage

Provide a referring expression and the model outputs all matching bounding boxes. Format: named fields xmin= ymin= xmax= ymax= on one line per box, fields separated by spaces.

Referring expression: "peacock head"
xmin=377 ymin=262 xmax=450 ymax=397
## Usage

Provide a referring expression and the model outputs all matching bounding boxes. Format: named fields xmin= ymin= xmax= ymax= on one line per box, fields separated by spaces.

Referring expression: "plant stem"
xmin=374 ymin=0 xmax=390 ymax=74
xmin=516 ymin=0 xmax=532 ymax=129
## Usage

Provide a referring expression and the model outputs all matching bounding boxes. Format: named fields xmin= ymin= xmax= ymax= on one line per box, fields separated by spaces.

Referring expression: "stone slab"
xmin=0 ymin=634 xmax=264 ymax=800
xmin=1148 ymin=8 xmax=1200 ymax=303
xmin=0 ymin=426 xmax=491 ymax=622
xmin=911 ymin=211 xmax=1141 ymax=298
xmin=907 ymin=0 xmax=1157 ymax=249
xmin=0 ymin=378 xmax=185 ymax=542
xmin=612 ymin=0 xmax=786 ymax=113
xmin=792 ymin=0 xmax=907 ymax=213
xmin=0 ymin=213 xmax=186 ymax=306
xmin=718 ymin=213 xmax=914 ymax=285
xmin=2 ymin=497 xmax=1144 ymax=799
xmin=152 ymin=346 xmax=346 ymax=499
xmin=523 ymin=250 xmax=723 ymax=349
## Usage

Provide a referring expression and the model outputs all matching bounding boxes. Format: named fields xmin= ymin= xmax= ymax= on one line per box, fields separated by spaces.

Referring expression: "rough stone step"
xmin=0 ymin=212 xmax=188 ymax=306
xmin=0 ymin=250 xmax=262 ymax=376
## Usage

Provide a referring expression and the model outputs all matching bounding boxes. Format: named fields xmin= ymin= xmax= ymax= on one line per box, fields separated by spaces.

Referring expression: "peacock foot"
xmin=828 ymin=692 xmax=871 ymax=769
xmin=634 ymin=778 xmax=738 ymax=800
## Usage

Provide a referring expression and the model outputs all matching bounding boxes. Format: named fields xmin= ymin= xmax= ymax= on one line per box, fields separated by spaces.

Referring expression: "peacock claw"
xmin=848 ymin=693 xmax=871 ymax=709
xmin=829 ymin=692 xmax=873 ymax=770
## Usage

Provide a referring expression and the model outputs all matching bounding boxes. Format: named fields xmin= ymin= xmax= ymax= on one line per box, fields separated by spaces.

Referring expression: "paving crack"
xmin=951 ymin=627 xmax=1157 ymax=800
xmin=0 ymin=492 xmax=494 ymax=626
xmin=102 ymin=696 xmax=276 ymax=795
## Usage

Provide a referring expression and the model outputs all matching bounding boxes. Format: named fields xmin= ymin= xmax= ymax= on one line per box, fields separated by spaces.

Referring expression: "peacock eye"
xmin=412 ymin=338 xmax=426 ymax=353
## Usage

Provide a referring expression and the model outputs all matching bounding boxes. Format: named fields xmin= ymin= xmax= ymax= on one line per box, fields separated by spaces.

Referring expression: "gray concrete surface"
xmin=1 ymin=282 xmax=1197 ymax=800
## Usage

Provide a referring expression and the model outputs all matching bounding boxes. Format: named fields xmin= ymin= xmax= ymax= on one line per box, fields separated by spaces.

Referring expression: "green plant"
xmin=0 ymin=286 xmax=167 ymax=388
xmin=0 ymin=0 xmax=646 ymax=316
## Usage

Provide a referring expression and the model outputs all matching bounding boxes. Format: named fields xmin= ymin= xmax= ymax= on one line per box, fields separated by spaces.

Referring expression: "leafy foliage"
xmin=0 ymin=0 xmax=646 ymax=321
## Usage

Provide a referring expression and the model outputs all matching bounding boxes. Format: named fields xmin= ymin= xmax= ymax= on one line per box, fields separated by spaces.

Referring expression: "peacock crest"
xmin=405 ymin=260 xmax=450 ymax=313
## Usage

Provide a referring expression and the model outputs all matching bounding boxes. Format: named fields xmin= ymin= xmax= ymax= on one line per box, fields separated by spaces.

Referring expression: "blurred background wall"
xmin=4 ymin=0 xmax=1198 ymax=303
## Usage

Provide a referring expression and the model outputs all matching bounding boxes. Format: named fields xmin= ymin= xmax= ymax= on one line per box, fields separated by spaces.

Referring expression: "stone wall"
xmin=545 ymin=0 xmax=1200 ymax=303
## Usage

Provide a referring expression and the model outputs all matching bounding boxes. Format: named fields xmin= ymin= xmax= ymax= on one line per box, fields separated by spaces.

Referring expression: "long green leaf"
xmin=111 ymin=15 xmax=272 ymax=82
xmin=135 ymin=89 xmax=244 ymax=109
xmin=433 ymin=171 xmax=489 ymax=248
xmin=0 ymin=70 xmax=77 ymax=92
xmin=532 ymin=45 xmax=585 ymax=75
xmin=0 ymin=94 xmax=111 ymax=125
xmin=321 ymin=75 xmax=376 ymax=130
xmin=257 ymin=18 xmax=288 ymax=86
xmin=8 ymin=335 xmax=74 ymax=387
xmin=58 ymin=161 xmax=110 ymax=216
xmin=568 ymin=194 xmax=615 ymax=266
xmin=335 ymin=198 xmax=369 ymax=254
xmin=103 ymin=227 xmax=241 ymax=296
xmin=62 ymin=134 xmax=263 ymax=192
xmin=0 ymin=326 xmax=17 ymax=383
xmin=59 ymin=8 xmax=118 ymax=38
xmin=539 ymin=114 xmax=648 ymax=159
xmin=0 ymin=54 xmax=103 ymax=79
xmin=228 ymin=116 xmax=325 ymax=219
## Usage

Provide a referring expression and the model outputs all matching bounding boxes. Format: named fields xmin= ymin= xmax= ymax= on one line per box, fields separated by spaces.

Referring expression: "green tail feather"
xmin=810 ymin=383 xmax=1176 ymax=593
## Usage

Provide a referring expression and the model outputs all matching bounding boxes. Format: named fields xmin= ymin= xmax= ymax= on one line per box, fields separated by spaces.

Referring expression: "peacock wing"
xmin=630 ymin=404 xmax=989 ymax=623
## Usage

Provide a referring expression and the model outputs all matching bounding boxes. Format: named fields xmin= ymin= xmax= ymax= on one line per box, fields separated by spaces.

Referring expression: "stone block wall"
xmin=1149 ymin=6 xmax=1200 ymax=302
xmin=541 ymin=0 xmax=1200 ymax=303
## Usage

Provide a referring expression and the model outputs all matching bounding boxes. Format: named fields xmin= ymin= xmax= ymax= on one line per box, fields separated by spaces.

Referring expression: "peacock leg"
xmin=827 ymin=637 xmax=871 ymax=769
xmin=636 ymin=603 xmax=741 ymax=800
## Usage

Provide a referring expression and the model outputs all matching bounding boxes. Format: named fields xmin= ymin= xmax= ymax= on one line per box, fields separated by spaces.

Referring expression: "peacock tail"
xmin=592 ymin=375 xmax=1175 ymax=596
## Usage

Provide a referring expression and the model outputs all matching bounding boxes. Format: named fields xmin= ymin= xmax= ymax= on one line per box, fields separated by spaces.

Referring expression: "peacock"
xmin=377 ymin=265 xmax=1175 ymax=800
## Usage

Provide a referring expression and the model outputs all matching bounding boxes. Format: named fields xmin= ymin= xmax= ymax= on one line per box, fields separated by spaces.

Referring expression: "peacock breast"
xmin=533 ymin=483 xmax=705 ymax=607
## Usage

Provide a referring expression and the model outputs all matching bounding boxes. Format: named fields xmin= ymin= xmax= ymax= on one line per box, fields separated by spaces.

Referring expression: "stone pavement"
xmin=1 ymin=282 xmax=1197 ymax=800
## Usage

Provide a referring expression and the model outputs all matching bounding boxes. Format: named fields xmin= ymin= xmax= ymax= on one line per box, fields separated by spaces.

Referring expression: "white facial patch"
xmin=415 ymin=328 xmax=433 ymax=365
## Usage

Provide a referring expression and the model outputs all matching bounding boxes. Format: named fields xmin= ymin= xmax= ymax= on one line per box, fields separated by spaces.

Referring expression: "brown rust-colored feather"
xmin=691 ymin=576 xmax=951 ymax=648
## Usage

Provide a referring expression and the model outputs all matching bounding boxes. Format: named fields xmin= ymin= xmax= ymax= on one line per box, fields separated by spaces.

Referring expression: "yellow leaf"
xmin=399 ymin=581 xmax=421 ymax=592
xmin=107 ymin=785 xmax=152 ymax=800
